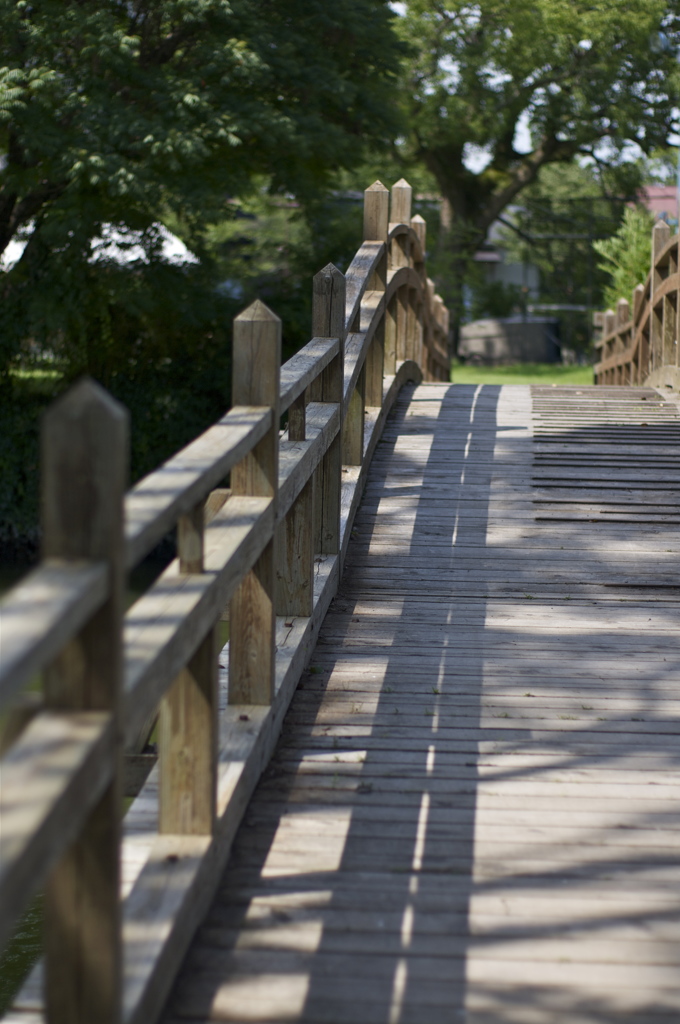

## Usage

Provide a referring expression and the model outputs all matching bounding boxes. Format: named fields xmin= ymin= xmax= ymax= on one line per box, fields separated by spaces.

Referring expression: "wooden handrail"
xmin=594 ymin=219 xmax=680 ymax=388
xmin=0 ymin=177 xmax=450 ymax=1024
xmin=0 ymin=561 xmax=108 ymax=708
xmin=124 ymin=407 xmax=273 ymax=570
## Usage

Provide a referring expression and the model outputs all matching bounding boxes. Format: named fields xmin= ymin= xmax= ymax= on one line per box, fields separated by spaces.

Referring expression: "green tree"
xmin=394 ymin=0 xmax=680 ymax=342
xmin=593 ymin=205 xmax=654 ymax=310
xmin=0 ymin=0 xmax=403 ymax=371
xmin=0 ymin=0 xmax=404 ymax=554
xmin=495 ymin=162 xmax=631 ymax=349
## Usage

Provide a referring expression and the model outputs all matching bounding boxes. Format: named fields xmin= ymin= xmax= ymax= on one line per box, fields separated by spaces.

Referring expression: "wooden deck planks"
xmin=160 ymin=383 xmax=680 ymax=1024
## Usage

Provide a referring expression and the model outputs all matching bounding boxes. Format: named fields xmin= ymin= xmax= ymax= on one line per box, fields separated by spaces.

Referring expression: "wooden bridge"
xmin=3 ymin=183 xmax=680 ymax=1024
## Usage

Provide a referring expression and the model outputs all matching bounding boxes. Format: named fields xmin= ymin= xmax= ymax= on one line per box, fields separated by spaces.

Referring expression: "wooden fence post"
xmin=42 ymin=378 xmax=128 ymax=1024
xmin=343 ymin=368 xmax=365 ymax=466
xmin=411 ymin=214 xmax=427 ymax=377
xmin=390 ymin=179 xmax=412 ymax=364
xmin=602 ymin=309 xmax=615 ymax=383
xmin=650 ymin=221 xmax=670 ymax=372
xmin=159 ymin=498 xmax=218 ymax=834
xmin=312 ymin=264 xmax=346 ymax=552
xmin=229 ymin=300 xmax=280 ymax=704
xmin=364 ymin=182 xmax=389 ymax=407
xmin=633 ymin=283 xmax=646 ymax=383
xmin=615 ymin=299 xmax=629 ymax=384
xmin=276 ymin=305 xmax=316 ymax=616
xmin=276 ymin=478 xmax=314 ymax=616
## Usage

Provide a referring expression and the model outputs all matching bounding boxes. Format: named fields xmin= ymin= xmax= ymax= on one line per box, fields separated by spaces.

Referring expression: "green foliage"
xmin=398 ymin=0 xmax=677 ymax=226
xmin=0 ymin=0 xmax=404 ymax=368
xmin=468 ymin=275 xmax=524 ymax=321
xmin=0 ymin=0 xmax=404 ymax=548
xmin=393 ymin=0 xmax=680 ymax=335
xmin=451 ymin=361 xmax=593 ymax=385
xmin=205 ymin=188 xmax=365 ymax=359
xmin=0 ymin=376 xmax=54 ymax=557
xmin=593 ymin=205 xmax=654 ymax=310
xmin=496 ymin=161 xmax=633 ymax=349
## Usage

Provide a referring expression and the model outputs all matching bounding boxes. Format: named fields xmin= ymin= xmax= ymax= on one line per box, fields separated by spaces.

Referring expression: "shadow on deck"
xmin=161 ymin=384 xmax=680 ymax=1024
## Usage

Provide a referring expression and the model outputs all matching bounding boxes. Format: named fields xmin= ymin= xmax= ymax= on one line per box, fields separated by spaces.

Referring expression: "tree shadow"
xmin=161 ymin=383 xmax=680 ymax=1024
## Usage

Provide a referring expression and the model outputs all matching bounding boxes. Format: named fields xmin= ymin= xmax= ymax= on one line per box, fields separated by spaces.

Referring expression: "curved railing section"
xmin=594 ymin=220 xmax=680 ymax=388
xmin=0 ymin=178 xmax=449 ymax=1024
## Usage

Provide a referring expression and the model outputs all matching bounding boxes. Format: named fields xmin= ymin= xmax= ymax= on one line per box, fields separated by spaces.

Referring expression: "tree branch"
xmin=0 ymin=181 xmax=67 ymax=256
xmin=479 ymin=136 xmax=579 ymax=235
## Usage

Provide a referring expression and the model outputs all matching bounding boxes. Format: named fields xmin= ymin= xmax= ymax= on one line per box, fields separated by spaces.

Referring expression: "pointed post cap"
xmin=363 ymin=181 xmax=389 ymax=242
xmin=314 ymin=262 xmax=344 ymax=283
xmin=411 ymin=213 xmax=426 ymax=248
xmin=313 ymin=262 xmax=346 ymax=340
xmin=42 ymin=377 xmax=128 ymax=562
xmin=652 ymin=217 xmax=671 ymax=260
xmin=616 ymin=297 xmax=630 ymax=325
xmin=45 ymin=376 xmax=127 ymax=426
xmin=234 ymin=298 xmax=281 ymax=324
xmin=232 ymin=298 xmax=281 ymax=408
xmin=632 ymin=282 xmax=645 ymax=320
xmin=391 ymin=178 xmax=412 ymax=224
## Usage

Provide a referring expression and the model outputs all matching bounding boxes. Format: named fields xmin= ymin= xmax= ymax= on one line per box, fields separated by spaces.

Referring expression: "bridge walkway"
xmin=161 ymin=383 xmax=680 ymax=1023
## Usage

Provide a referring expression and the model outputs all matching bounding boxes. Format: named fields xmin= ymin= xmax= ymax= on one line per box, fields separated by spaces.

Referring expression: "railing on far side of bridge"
xmin=0 ymin=178 xmax=449 ymax=1024
xmin=594 ymin=219 xmax=680 ymax=387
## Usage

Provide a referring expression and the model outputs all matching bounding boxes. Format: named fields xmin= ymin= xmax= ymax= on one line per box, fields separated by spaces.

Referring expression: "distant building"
xmin=472 ymin=245 xmax=541 ymax=299
xmin=639 ymin=184 xmax=678 ymax=227
xmin=459 ymin=316 xmax=560 ymax=366
xmin=473 ymin=215 xmax=540 ymax=302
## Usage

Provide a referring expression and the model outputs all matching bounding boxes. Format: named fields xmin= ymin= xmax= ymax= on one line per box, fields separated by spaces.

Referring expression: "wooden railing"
xmin=0 ymin=178 xmax=449 ymax=1024
xmin=594 ymin=220 xmax=680 ymax=388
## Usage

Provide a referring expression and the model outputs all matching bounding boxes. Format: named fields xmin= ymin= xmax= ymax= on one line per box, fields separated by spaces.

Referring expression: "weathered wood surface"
xmin=0 ymin=561 xmax=108 ymax=708
xmin=125 ymin=408 xmax=271 ymax=571
xmin=160 ymin=383 xmax=680 ymax=1024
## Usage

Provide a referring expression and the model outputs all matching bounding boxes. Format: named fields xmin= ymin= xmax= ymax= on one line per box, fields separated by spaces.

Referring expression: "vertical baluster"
xmin=288 ymin=394 xmax=306 ymax=442
xmin=632 ymin=284 xmax=644 ymax=384
xmin=650 ymin=220 xmax=670 ymax=372
xmin=390 ymin=179 xmax=412 ymax=364
xmin=159 ymin=498 xmax=218 ymax=835
xmin=410 ymin=214 xmax=427 ymax=377
xmin=364 ymin=182 xmax=389 ymax=408
xmin=312 ymin=264 xmax=346 ymax=552
xmin=616 ymin=299 xmax=629 ymax=385
xmin=604 ymin=309 xmax=615 ymax=384
xmin=276 ymin=478 xmax=314 ymax=616
xmin=343 ymin=366 xmax=365 ymax=466
xmin=662 ymin=289 xmax=677 ymax=369
xmin=672 ymin=242 xmax=680 ymax=371
xmin=229 ymin=300 xmax=280 ymax=704
xmin=276 ymin=386 xmax=313 ymax=617
xmin=42 ymin=379 xmax=128 ymax=1024
xmin=384 ymin=292 xmax=398 ymax=376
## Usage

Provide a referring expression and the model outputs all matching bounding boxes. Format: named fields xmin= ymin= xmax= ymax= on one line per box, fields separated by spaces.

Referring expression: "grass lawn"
xmin=451 ymin=362 xmax=594 ymax=386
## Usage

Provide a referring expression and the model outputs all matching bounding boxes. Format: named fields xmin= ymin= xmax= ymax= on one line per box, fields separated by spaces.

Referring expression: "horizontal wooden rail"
xmin=124 ymin=407 xmax=272 ymax=570
xmin=594 ymin=220 xmax=680 ymax=388
xmin=0 ymin=711 xmax=113 ymax=953
xmin=123 ymin=496 xmax=273 ymax=746
xmin=0 ymin=176 xmax=450 ymax=1024
xmin=279 ymin=338 xmax=339 ymax=413
xmin=345 ymin=240 xmax=385 ymax=333
xmin=0 ymin=561 xmax=108 ymax=709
